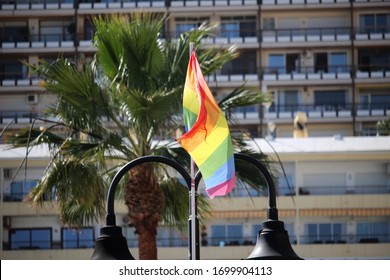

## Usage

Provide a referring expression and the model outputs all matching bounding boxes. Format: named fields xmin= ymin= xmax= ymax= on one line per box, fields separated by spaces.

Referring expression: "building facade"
xmin=1 ymin=0 xmax=389 ymax=140
xmin=1 ymin=137 xmax=389 ymax=259
xmin=0 ymin=1 xmax=389 ymax=260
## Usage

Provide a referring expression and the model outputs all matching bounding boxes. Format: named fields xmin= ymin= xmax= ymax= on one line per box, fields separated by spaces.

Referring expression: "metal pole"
xmin=188 ymin=42 xmax=199 ymax=260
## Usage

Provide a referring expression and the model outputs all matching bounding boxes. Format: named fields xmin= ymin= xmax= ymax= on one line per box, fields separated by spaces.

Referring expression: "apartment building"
xmin=1 ymin=136 xmax=389 ymax=259
xmin=0 ymin=0 xmax=389 ymax=259
xmin=0 ymin=0 xmax=389 ymax=139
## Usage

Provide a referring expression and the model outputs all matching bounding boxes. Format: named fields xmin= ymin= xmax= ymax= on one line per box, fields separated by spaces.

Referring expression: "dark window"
xmin=222 ymin=51 xmax=257 ymax=75
xmin=286 ymin=53 xmax=299 ymax=74
xmin=62 ymin=227 xmax=95 ymax=249
xmin=358 ymin=49 xmax=390 ymax=72
xmin=9 ymin=180 xmax=38 ymax=201
xmin=10 ymin=228 xmax=52 ymax=250
xmin=314 ymin=90 xmax=346 ymax=110
xmin=315 ymin=53 xmax=328 ymax=73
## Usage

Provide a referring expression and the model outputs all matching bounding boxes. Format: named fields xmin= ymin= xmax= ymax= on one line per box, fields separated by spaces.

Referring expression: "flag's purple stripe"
xmin=206 ymin=174 xmax=237 ymax=199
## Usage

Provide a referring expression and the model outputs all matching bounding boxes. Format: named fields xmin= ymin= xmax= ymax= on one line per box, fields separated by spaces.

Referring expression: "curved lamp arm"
xmin=105 ymin=155 xmax=192 ymax=226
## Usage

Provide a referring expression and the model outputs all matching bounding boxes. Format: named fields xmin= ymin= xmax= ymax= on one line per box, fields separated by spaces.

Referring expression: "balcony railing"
xmin=2 ymin=232 xmax=388 ymax=251
xmin=296 ymin=185 xmax=390 ymax=196
xmin=300 ymin=233 xmax=390 ymax=245
xmin=227 ymin=101 xmax=390 ymax=121
xmin=0 ymin=0 xmax=74 ymax=10
xmin=1 ymin=34 xmax=75 ymax=49
xmin=264 ymin=102 xmax=390 ymax=120
xmin=262 ymin=65 xmax=354 ymax=82
xmin=262 ymin=27 xmax=352 ymax=43
xmin=0 ymin=111 xmax=42 ymax=125
xmin=2 ymin=0 xmax=388 ymax=10
xmin=1 ymin=64 xmax=389 ymax=90
xmin=261 ymin=64 xmax=390 ymax=81
xmin=1 ymin=25 xmax=389 ymax=51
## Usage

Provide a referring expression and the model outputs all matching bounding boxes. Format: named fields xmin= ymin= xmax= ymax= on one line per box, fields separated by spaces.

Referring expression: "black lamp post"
xmin=91 ymin=153 xmax=301 ymax=260
xmin=91 ymin=156 xmax=192 ymax=260
xmin=232 ymin=154 xmax=302 ymax=260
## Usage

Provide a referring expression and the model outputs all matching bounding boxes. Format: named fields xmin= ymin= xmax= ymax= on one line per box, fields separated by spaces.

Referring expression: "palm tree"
xmin=377 ymin=119 xmax=390 ymax=135
xmin=10 ymin=13 xmax=269 ymax=259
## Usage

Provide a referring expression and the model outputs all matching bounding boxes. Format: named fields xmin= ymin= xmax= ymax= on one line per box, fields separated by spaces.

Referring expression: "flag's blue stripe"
xmin=204 ymin=155 xmax=235 ymax=190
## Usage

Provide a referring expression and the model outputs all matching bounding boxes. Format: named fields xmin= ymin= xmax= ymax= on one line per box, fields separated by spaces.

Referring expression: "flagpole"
xmin=189 ymin=42 xmax=199 ymax=260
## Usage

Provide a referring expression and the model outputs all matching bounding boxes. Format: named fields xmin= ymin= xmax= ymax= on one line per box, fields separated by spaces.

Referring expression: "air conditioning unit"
xmin=27 ymin=94 xmax=38 ymax=105
xmin=3 ymin=168 xmax=12 ymax=179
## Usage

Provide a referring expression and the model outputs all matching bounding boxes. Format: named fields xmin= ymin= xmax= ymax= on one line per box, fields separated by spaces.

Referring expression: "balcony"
xmin=170 ymin=0 xmax=257 ymax=8
xmin=0 ymin=0 xmax=74 ymax=10
xmin=78 ymin=0 xmax=165 ymax=9
xmin=262 ymin=102 xmax=389 ymax=121
xmin=262 ymin=27 xmax=352 ymax=47
xmin=355 ymin=64 xmax=390 ymax=84
xmin=1 ymin=0 xmax=388 ymax=12
xmin=262 ymin=65 xmax=390 ymax=86
xmin=261 ymin=0 xmax=350 ymax=4
xmin=262 ymin=65 xmax=353 ymax=86
xmin=0 ymin=78 xmax=40 ymax=88
xmin=260 ymin=0 xmax=390 ymax=7
xmin=1 ymin=34 xmax=75 ymax=52
xmin=0 ymin=111 xmax=45 ymax=126
xmin=355 ymin=26 xmax=390 ymax=47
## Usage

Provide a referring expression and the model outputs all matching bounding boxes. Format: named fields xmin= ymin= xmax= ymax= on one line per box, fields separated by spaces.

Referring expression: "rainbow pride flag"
xmin=178 ymin=51 xmax=236 ymax=199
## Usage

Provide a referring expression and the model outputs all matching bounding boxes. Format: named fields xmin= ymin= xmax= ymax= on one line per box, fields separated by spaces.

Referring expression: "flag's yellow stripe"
xmin=183 ymin=87 xmax=199 ymax=116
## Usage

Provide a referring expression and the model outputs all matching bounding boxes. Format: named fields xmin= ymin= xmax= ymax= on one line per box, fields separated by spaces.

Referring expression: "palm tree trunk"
xmin=125 ymin=163 xmax=164 ymax=260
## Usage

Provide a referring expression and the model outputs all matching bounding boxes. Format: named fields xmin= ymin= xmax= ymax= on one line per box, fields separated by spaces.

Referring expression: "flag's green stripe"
xmin=183 ymin=107 xmax=198 ymax=131
xmin=197 ymin=134 xmax=233 ymax=179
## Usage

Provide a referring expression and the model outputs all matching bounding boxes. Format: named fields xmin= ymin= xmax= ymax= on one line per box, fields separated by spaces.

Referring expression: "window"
xmin=84 ymin=19 xmax=94 ymax=40
xmin=284 ymin=223 xmax=296 ymax=244
xmin=314 ymin=90 xmax=346 ymax=110
xmin=0 ymin=58 xmax=28 ymax=80
xmin=315 ymin=52 xmax=347 ymax=73
xmin=263 ymin=18 xmax=275 ymax=30
xmin=229 ymin=181 xmax=261 ymax=197
xmin=278 ymin=91 xmax=299 ymax=112
xmin=62 ymin=227 xmax=94 ymax=249
xmin=359 ymin=14 xmax=390 ymax=33
xmin=175 ymin=17 xmax=209 ymax=37
xmin=210 ymin=224 xmax=243 ymax=246
xmin=360 ymin=89 xmax=390 ymax=110
xmin=39 ymin=20 xmax=73 ymax=42
xmin=0 ymin=22 xmax=29 ymax=42
xmin=268 ymin=54 xmax=285 ymax=74
xmin=221 ymin=51 xmax=257 ymax=75
xmin=358 ymin=49 xmax=390 ymax=72
xmin=305 ymin=223 xmax=345 ymax=244
xmin=10 ymin=228 xmax=52 ymax=250
xmin=278 ymin=174 xmax=295 ymax=195
xmin=221 ymin=16 xmax=256 ymax=38
xmin=357 ymin=222 xmax=389 ymax=243
xmin=286 ymin=53 xmax=300 ymax=74
xmin=157 ymin=226 xmax=188 ymax=247
xmin=329 ymin=52 xmax=347 ymax=73
xmin=9 ymin=180 xmax=38 ymax=201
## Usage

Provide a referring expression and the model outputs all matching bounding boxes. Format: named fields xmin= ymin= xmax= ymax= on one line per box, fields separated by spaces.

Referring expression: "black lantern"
xmin=91 ymin=153 xmax=301 ymax=260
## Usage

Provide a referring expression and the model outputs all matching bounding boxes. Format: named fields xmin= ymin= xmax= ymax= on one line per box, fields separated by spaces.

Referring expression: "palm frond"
xmin=29 ymin=159 xmax=106 ymax=227
xmin=9 ymin=127 xmax=64 ymax=148
xmin=30 ymin=58 xmax=111 ymax=137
